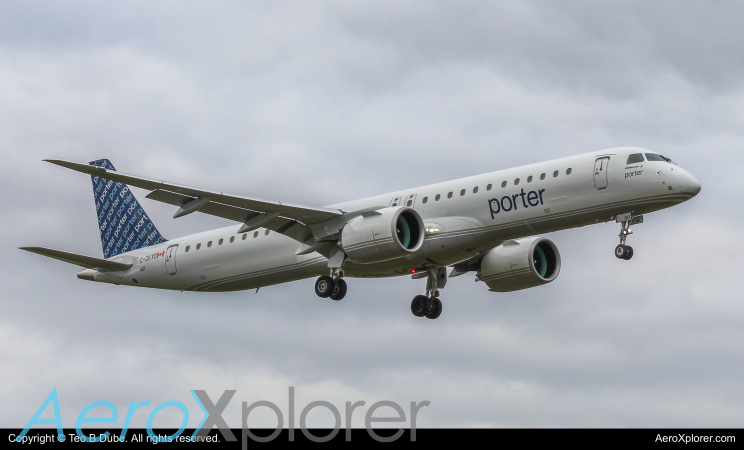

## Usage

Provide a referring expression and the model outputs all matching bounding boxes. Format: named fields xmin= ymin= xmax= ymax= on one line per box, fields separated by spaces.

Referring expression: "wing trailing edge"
xmin=44 ymin=159 xmax=343 ymax=225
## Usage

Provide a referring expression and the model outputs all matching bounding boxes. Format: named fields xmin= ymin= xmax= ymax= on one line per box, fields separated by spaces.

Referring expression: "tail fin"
xmin=89 ymin=159 xmax=166 ymax=258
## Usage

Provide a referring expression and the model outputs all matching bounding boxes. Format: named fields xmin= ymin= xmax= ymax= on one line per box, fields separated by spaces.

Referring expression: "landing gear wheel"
xmin=315 ymin=276 xmax=334 ymax=298
xmin=622 ymin=245 xmax=634 ymax=260
xmin=411 ymin=295 xmax=428 ymax=317
xmin=329 ymin=279 xmax=347 ymax=301
xmin=425 ymin=298 xmax=442 ymax=320
xmin=614 ymin=244 xmax=627 ymax=259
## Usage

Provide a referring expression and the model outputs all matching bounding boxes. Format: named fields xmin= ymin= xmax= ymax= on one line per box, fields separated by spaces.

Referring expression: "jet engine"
xmin=339 ymin=207 xmax=425 ymax=263
xmin=478 ymin=237 xmax=561 ymax=292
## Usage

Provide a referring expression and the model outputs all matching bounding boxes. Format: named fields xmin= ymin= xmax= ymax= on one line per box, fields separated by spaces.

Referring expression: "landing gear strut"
xmin=315 ymin=268 xmax=347 ymax=301
xmin=615 ymin=213 xmax=642 ymax=260
xmin=410 ymin=268 xmax=445 ymax=319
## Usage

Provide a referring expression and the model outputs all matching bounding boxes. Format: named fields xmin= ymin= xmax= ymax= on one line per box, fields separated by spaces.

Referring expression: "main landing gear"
xmin=411 ymin=295 xmax=442 ymax=320
xmin=615 ymin=213 xmax=643 ymax=260
xmin=315 ymin=269 xmax=347 ymax=301
xmin=410 ymin=268 xmax=445 ymax=319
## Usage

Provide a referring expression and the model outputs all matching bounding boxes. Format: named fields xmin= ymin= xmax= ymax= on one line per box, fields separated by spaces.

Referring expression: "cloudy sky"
xmin=2 ymin=0 xmax=743 ymax=429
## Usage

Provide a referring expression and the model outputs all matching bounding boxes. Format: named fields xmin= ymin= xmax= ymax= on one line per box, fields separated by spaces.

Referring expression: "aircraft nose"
xmin=681 ymin=172 xmax=701 ymax=196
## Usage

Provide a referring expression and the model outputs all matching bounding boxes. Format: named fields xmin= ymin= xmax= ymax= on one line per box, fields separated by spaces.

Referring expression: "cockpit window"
xmin=645 ymin=153 xmax=675 ymax=164
xmin=627 ymin=153 xmax=645 ymax=164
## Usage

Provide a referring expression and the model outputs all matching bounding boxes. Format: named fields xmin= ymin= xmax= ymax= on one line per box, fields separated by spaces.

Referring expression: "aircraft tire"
xmin=623 ymin=246 xmax=634 ymax=260
xmin=315 ymin=276 xmax=334 ymax=298
xmin=411 ymin=295 xmax=428 ymax=317
xmin=329 ymin=279 xmax=347 ymax=301
xmin=614 ymin=244 xmax=627 ymax=259
xmin=425 ymin=298 xmax=442 ymax=320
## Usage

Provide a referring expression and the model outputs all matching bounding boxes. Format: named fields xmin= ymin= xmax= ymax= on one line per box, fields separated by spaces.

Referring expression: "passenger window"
xmin=627 ymin=153 xmax=645 ymax=164
xmin=447 ymin=192 xmax=453 ymax=199
xmin=185 ymin=246 xmax=190 ymax=252
xmin=196 ymin=243 xmax=201 ymax=250
xmin=487 ymin=184 xmax=492 ymax=191
xmin=435 ymin=194 xmax=441 ymax=201
xmin=460 ymin=189 xmax=465 ymax=196
xmin=406 ymin=200 xmax=412 ymax=206
xmin=230 ymin=236 xmax=235 ymax=243
xmin=527 ymin=176 xmax=533 ymax=183
xmin=553 ymin=170 xmax=559 ymax=177
xmin=422 ymin=196 xmax=428 ymax=204
xmin=208 ymin=241 xmax=212 ymax=248
xmin=514 ymin=178 xmax=520 ymax=185
xmin=265 ymin=230 xmax=270 ymax=235
xmin=473 ymin=186 xmax=478 ymax=194
xmin=218 ymin=238 xmax=223 ymax=245
xmin=566 ymin=168 xmax=572 ymax=175
xmin=254 ymin=231 xmax=259 ymax=238
xmin=540 ymin=173 xmax=546 ymax=180
xmin=242 ymin=234 xmax=247 ymax=240
xmin=501 ymin=181 xmax=507 ymax=188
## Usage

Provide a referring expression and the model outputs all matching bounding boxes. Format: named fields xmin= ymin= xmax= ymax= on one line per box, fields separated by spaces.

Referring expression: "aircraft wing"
xmin=45 ymin=159 xmax=342 ymax=243
xmin=144 ymin=189 xmax=314 ymax=243
xmin=20 ymin=247 xmax=132 ymax=272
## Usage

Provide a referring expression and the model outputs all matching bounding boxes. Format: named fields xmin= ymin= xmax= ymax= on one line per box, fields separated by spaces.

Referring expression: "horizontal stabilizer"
xmin=19 ymin=247 xmax=132 ymax=272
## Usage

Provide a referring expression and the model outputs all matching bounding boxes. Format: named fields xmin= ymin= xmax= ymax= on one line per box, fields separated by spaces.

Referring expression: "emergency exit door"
xmin=594 ymin=157 xmax=610 ymax=190
xmin=404 ymin=194 xmax=417 ymax=208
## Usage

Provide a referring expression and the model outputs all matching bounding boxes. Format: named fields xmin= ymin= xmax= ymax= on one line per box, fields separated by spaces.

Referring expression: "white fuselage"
xmin=86 ymin=147 xmax=700 ymax=292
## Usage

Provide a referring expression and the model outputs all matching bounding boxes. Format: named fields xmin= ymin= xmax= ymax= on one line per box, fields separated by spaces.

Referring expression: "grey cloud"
xmin=336 ymin=1 xmax=744 ymax=97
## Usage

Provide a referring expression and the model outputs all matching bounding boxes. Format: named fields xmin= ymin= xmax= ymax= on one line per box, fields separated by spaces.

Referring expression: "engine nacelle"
xmin=478 ymin=237 xmax=561 ymax=292
xmin=340 ymin=207 xmax=425 ymax=263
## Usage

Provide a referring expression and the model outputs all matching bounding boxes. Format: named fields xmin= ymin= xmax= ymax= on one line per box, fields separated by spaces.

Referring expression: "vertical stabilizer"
xmin=89 ymin=159 xmax=166 ymax=258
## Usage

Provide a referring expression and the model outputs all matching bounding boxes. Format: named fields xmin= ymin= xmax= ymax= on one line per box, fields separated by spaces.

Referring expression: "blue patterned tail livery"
xmin=89 ymin=159 xmax=166 ymax=259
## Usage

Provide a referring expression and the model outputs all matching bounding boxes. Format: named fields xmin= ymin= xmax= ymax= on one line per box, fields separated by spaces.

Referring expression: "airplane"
xmin=21 ymin=147 xmax=700 ymax=319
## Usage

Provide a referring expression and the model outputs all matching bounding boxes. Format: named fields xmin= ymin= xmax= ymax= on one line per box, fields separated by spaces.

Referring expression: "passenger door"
xmin=165 ymin=244 xmax=178 ymax=275
xmin=594 ymin=157 xmax=610 ymax=190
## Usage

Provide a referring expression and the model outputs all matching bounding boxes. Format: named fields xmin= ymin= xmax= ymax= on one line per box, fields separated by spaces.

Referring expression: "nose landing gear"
xmin=614 ymin=213 xmax=642 ymax=260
